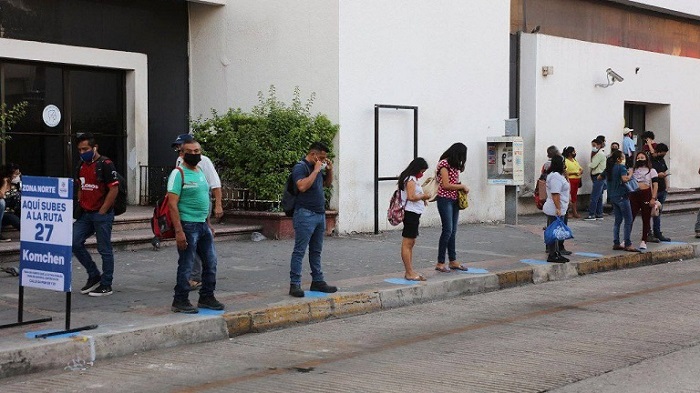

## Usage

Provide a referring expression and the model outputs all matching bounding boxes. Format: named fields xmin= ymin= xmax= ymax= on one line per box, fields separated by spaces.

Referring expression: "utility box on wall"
xmin=487 ymin=136 xmax=524 ymax=185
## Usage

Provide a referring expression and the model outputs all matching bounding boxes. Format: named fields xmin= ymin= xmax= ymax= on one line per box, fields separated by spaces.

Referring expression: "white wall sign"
xmin=42 ymin=105 xmax=61 ymax=128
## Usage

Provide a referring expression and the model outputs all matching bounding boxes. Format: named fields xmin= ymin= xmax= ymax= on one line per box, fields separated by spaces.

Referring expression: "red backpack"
xmin=387 ymin=188 xmax=407 ymax=226
xmin=151 ymin=167 xmax=184 ymax=240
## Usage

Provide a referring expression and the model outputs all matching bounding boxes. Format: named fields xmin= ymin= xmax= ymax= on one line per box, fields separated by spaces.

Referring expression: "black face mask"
xmin=636 ymin=160 xmax=647 ymax=167
xmin=183 ymin=153 xmax=202 ymax=166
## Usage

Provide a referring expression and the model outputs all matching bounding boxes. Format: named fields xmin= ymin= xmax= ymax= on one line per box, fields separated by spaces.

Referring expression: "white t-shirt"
xmin=176 ymin=154 xmax=221 ymax=190
xmin=400 ymin=176 xmax=425 ymax=215
xmin=543 ymin=172 xmax=570 ymax=217
xmin=632 ymin=167 xmax=658 ymax=186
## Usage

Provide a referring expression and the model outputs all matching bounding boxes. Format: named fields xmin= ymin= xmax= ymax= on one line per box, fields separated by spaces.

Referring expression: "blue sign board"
xmin=19 ymin=176 xmax=73 ymax=292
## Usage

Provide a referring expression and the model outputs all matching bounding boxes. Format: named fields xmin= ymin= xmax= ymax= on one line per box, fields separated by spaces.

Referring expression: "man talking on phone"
xmin=288 ymin=142 xmax=337 ymax=297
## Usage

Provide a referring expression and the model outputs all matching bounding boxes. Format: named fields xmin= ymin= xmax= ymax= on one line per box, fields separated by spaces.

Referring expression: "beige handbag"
xmin=421 ymin=175 xmax=439 ymax=202
xmin=458 ymin=189 xmax=469 ymax=210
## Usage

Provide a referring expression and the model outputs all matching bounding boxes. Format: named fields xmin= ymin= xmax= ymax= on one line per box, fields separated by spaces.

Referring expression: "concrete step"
xmin=664 ymin=192 xmax=700 ymax=204
xmin=662 ymin=202 xmax=700 ymax=214
xmin=0 ymin=222 xmax=264 ymax=264
xmin=667 ymin=187 xmax=700 ymax=195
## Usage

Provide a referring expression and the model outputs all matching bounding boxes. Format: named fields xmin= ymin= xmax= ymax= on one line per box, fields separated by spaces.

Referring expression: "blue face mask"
xmin=80 ymin=149 xmax=95 ymax=162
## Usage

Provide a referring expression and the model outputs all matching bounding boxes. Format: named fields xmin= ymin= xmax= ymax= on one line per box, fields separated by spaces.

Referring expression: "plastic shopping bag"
xmin=543 ymin=217 xmax=574 ymax=245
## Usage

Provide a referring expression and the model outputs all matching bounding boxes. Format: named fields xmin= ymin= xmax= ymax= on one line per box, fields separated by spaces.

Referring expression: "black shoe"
xmin=198 ymin=295 xmax=224 ymax=310
xmin=655 ymin=233 xmax=671 ymax=242
xmin=647 ymin=234 xmax=660 ymax=243
xmin=289 ymin=284 xmax=305 ymax=298
xmin=310 ymin=281 xmax=337 ymax=293
xmin=559 ymin=249 xmax=573 ymax=255
xmin=88 ymin=285 xmax=113 ymax=297
xmin=80 ymin=275 xmax=102 ymax=294
xmin=171 ymin=300 xmax=198 ymax=313
xmin=0 ymin=235 xmax=11 ymax=242
xmin=547 ymin=254 xmax=569 ymax=263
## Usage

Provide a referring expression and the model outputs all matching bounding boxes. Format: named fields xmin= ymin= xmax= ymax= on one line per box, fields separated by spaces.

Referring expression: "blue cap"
xmin=171 ymin=133 xmax=194 ymax=148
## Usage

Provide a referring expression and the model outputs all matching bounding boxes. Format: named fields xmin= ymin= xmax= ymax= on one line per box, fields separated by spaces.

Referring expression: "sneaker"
xmin=309 ymin=281 xmax=338 ymax=293
xmin=696 ymin=232 xmax=700 ymax=239
xmin=613 ymin=244 xmax=625 ymax=250
xmin=647 ymin=234 xmax=660 ymax=243
xmin=289 ymin=284 xmax=305 ymax=298
xmin=88 ymin=285 xmax=113 ymax=297
xmin=639 ymin=241 xmax=647 ymax=250
xmin=0 ymin=235 xmax=11 ymax=242
xmin=197 ymin=295 xmax=224 ymax=310
xmin=584 ymin=216 xmax=597 ymax=221
xmin=655 ymin=233 xmax=671 ymax=242
xmin=80 ymin=275 xmax=102 ymax=294
xmin=595 ymin=216 xmax=605 ymax=221
xmin=171 ymin=300 xmax=198 ymax=313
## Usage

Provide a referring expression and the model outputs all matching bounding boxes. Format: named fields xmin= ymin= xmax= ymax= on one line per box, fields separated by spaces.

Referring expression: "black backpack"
xmin=280 ymin=161 xmax=309 ymax=217
xmin=94 ymin=156 xmax=128 ymax=216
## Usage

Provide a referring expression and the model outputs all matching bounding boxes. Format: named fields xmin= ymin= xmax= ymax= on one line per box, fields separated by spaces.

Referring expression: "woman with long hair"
xmin=435 ymin=143 xmax=469 ymax=272
xmin=543 ymin=155 xmax=571 ymax=262
xmin=606 ymin=150 xmax=637 ymax=252
xmin=398 ymin=157 xmax=430 ymax=281
xmin=562 ymin=146 xmax=583 ymax=218
xmin=629 ymin=151 xmax=658 ymax=250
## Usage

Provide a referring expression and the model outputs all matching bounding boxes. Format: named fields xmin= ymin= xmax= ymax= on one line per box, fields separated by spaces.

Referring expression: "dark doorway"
xmin=0 ymin=60 xmax=126 ymax=178
xmin=624 ymin=103 xmax=646 ymax=150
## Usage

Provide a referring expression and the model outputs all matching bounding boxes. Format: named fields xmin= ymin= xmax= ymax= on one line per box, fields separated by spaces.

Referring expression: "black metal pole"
xmin=18 ymin=285 xmax=23 ymax=323
xmin=374 ymin=105 xmax=380 ymax=234
xmin=414 ymin=108 xmax=419 ymax=158
xmin=66 ymin=292 xmax=71 ymax=330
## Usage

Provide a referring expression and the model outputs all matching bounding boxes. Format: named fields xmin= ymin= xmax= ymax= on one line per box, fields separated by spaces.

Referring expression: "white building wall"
xmin=519 ymin=33 xmax=700 ymax=213
xmin=337 ymin=0 xmax=511 ymax=233
xmin=188 ymin=0 xmax=339 ymax=121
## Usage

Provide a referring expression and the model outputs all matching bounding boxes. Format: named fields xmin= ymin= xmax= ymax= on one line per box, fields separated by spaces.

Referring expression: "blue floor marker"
xmin=520 ymin=259 xmax=550 ymax=265
xmin=663 ymin=241 xmax=687 ymax=245
xmin=575 ymin=252 xmax=604 ymax=258
xmin=455 ymin=268 xmax=490 ymax=274
xmin=196 ymin=308 xmax=226 ymax=316
xmin=384 ymin=278 xmax=419 ymax=285
xmin=25 ymin=329 xmax=79 ymax=339
xmin=304 ymin=291 xmax=330 ymax=298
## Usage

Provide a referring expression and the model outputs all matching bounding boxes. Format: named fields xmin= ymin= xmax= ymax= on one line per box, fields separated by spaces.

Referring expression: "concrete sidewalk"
xmin=0 ymin=210 xmax=699 ymax=378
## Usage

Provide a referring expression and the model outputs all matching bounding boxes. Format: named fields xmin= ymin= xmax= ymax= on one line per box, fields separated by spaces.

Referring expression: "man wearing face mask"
xmin=171 ymin=133 xmax=223 ymax=290
xmin=585 ymin=139 xmax=607 ymax=221
xmin=288 ymin=142 xmax=337 ymax=297
xmin=167 ymin=139 xmax=223 ymax=313
xmin=73 ymin=133 xmax=120 ymax=296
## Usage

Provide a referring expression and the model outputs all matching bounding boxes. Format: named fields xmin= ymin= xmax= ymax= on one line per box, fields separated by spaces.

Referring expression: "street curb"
xmin=0 ymin=244 xmax=696 ymax=379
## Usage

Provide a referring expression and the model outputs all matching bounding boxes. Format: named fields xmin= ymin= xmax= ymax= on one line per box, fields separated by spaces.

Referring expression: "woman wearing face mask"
xmin=605 ymin=150 xmax=637 ymax=252
xmin=563 ymin=147 xmax=583 ymax=218
xmin=629 ymin=152 xmax=658 ymax=250
xmin=398 ymin=157 xmax=430 ymax=281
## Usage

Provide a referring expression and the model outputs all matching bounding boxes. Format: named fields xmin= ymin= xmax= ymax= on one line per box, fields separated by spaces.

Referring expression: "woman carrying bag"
xmin=543 ymin=155 xmax=572 ymax=262
xmin=629 ymin=151 xmax=659 ymax=250
xmin=606 ymin=150 xmax=638 ymax=252
xmin=434 ymin=143 xmax=470 ymax=273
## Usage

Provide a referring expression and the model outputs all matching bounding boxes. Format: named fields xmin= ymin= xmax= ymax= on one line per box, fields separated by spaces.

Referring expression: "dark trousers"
xmin=545 ymin=214 xmax=568 ymax=257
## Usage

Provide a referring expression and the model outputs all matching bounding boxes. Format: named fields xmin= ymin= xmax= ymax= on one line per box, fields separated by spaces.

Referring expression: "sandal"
xmin=188 ymin=280 xmax=202 ymax=290
xmin=448 ymin=263 xmax=469 ymax=271
xmin=623 ymin=246 xmax=639 ymax=253
xmin=404 ymin=274 xmax=427 ymax=281
xmin=435 ymin=264 xmax=450 ymax=273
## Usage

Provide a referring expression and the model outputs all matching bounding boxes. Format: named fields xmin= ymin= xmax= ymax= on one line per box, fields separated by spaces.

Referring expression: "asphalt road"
xmin=4 ymin=258 xmax=700 ymax=393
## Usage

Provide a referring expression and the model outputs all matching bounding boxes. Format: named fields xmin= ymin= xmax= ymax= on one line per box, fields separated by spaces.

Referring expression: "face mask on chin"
xmin=183 ymin=153 xmax=202 ymax=166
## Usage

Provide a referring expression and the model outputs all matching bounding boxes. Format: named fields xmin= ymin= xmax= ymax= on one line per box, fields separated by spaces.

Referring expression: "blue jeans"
xmin=0 ymin=199 xmax=5 ymax=237
xmin=174 ymin=221 xmax=218 ymax=302
xmin=652 ymin=190 xmax=667 ymax=235
xmin=611 ymin=195 xmax=633 ymax=247
xmin=588 ymin=174 xmax=605 ymax=217
xmin=436 ymin=196 xmax=459 ymax=263
xmin=73 ymin=210 xmax=115 ymax=286
xmin=289 ymin=208 xmax=325 ymax=285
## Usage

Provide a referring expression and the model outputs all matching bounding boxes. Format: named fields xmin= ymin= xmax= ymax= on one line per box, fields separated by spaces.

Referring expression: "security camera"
xmin=606 ymin=68 xmax=624 ymax=82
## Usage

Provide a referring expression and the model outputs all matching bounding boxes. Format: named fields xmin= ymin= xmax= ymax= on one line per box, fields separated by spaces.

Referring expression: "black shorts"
xmin=402 ymin=211 xmax=421 ymax=239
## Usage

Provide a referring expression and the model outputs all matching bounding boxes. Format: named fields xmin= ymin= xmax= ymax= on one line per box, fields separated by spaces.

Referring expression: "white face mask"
xmin=11 ymin=176 xmax=20 ymax=185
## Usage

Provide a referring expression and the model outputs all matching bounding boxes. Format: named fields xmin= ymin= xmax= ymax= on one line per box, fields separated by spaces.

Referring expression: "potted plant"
xmin=191 ymin=87 xmax=339 ymax=239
